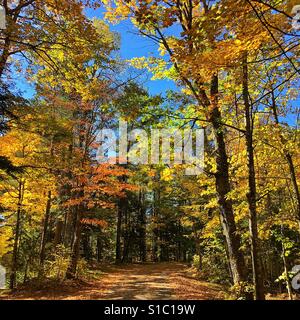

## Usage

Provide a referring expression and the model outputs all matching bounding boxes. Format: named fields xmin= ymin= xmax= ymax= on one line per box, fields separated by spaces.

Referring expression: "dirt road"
xmin=0 ymin=263 xmax=225 ymax=300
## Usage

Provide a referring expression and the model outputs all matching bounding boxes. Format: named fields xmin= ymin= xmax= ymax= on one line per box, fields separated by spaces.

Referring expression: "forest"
xmin=0 ymin=0 xmax=300 ymax=301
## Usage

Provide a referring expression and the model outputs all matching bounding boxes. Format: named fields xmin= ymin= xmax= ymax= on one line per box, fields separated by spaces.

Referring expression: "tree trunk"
xmin=242 ymin=53 xmax=265 ymax=300
xmin=207 ymin=74 xmax=247 ymax=286
xmin=116 ymin=199 xmax=123 ymax=263
xmin=122 ymin=200 xmax=132 ymax=263
xmin=96 ymin=236 xmax=102 ymax=262
xmin=138 ymin=190 xmax=147 ymax=262
xmin=66 ymin=204 xmax=82 ymax=279
xmin=39 ymin=191 xmax=52 ymax=270
xmin=195 ymin=240 xmax=203 ymax=271
xmin=54 ymin=220 xmax=64 ymax=247
xmin=122 ymin=230 xmax=132 ymax=263
xmin=82 ymin=231 xmax=92 ymax=261
xmin=10 ymin=180 xmax=24 ymax=289
xmin=0 ymin=36 xmax=11 ymax=78
xmin=152 ymin=176 xmax=160 ymax=262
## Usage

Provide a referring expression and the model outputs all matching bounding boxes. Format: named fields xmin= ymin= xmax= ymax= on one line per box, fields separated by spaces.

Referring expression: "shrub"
xmin=192 ymin=255 xmax=201 ymax=270
xmin=44 ymin=245 xmax=71 ymax=280
xmin=76 ymin=258 xmax=89 ymax=279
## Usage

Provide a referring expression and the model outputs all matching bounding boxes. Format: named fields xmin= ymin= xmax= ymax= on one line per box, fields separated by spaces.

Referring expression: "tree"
xmin=0 ymin=0 xmax=102 ymax=78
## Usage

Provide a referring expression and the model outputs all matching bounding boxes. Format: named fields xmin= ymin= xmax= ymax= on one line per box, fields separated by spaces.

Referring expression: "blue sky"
xmin=86 ymin=7 xmax=177 ymax=96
